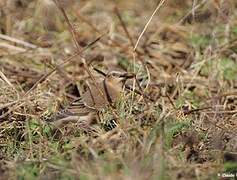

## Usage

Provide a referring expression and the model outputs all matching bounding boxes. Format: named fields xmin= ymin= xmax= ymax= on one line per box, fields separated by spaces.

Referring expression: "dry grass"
xmin=0 ymin=0 xmax=237 ymax=179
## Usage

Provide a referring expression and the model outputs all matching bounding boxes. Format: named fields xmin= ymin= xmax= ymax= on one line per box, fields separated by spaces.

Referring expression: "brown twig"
xmin=114 ymin=6 xmax=135 ymax=48
xmin=134 ymin=0 xmax=166 ymax=51
xmin=53 ymin=0 xmax=81 ymax=51
xmin=165 ymin=93 xmax=177 ymax=110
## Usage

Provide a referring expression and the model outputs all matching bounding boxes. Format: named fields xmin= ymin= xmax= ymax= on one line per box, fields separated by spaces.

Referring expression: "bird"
xmin=46 ymin=74 xmax=124 ymax=127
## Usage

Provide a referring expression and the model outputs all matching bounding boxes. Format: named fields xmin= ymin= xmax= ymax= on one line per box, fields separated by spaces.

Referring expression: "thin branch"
xmin=53 ymin=0 xmax=81 ymax=51
xmin=177 ymin=0 xmax=207 ymax=24
xmin=0 ymin=42 xmax=26 ymax=52
xmin=114 ymin=6 xmax=135 ymax=48
xmin=134 ymin=0 xmax=166 ymax=51
xmin=0 ymin=34 xmax=37 ymax=49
